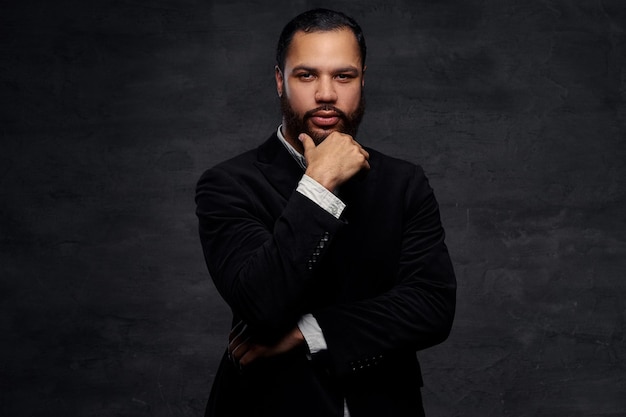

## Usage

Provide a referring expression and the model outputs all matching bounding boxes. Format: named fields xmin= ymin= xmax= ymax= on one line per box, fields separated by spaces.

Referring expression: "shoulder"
xmin=360 ymin=147 xmax=437 ymax=213
xmin=365 ymin=146 xmax=427 ymax=182
xmin=198 ymin=148 xmax=255 ymax=182
xmin=196 ymin=133 xmax=278 ymax=185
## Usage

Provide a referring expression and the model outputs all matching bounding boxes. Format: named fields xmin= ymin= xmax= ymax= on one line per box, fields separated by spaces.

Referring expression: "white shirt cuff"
xmin=297 ymin=313 xmax=327 ymax=354
xmin=296 ymin=175 xmax=346 ymax=219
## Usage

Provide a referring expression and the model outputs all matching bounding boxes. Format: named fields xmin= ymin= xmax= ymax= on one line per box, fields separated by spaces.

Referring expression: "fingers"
xmin=302 ymin=132 xmax=370 ymax=189
xmin=357 ymin=145 xmax=370 ymax=172
xmin=238 ymin=344 xmax=262 ymax=368
xmin=298 ymin=133 xmax=315 ymax=153
xmin=361 ymin=147 xmax=369 ymax=161
xmin=228 ymin=322 xmax=248 ymax=355
xmin=227 ymin=321 xmax=265 ymax=370
xmin=229 ymin=334 xmax=263 ymax=371
xmin=228 ymin=320 xmax=247 ymax=343
xmin=228 ymin=329 xmax=252 ymax=370
xmin=230 ymin=335 xmax=251 ymax=362
xmin=328 ymin=133 xmax=369 ymax=172
xmin=226 ymin=326 xmax=307 ymax=370
xmin=228 ymin=320 xmax=250 ymax=368
xmin=299 ymin=131 xmax=368 ymax=161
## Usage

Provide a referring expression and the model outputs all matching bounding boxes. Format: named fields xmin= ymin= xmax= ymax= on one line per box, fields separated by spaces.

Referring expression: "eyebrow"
xmin=290 ymin=65 xmax=360 ymax=75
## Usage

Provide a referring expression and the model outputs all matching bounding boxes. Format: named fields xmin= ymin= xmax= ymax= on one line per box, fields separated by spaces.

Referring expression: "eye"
xmin=335 ymin=73 xmax=355 ymax=81
xmin=298 ymin=72 xmax=314 ymax=80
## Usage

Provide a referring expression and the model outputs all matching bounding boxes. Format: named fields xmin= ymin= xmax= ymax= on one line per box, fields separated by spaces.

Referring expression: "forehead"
xmin=285 ymin=28 xmax=362 ymax=69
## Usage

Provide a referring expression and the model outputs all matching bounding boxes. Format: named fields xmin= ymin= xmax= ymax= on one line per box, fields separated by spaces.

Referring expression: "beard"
xmin=280 ymin=93 xmax=366 ymax=145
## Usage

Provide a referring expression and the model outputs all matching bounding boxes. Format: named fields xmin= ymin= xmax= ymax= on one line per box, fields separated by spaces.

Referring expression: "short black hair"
xmin=276 ymin=8 xmax=367 ymax=71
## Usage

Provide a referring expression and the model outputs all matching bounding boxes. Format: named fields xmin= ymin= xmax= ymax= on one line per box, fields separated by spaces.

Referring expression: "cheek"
xmin=286 ymin=86 xmax=314 ymax=111
xmin=340 ymin=88 xmax=363 ymax=109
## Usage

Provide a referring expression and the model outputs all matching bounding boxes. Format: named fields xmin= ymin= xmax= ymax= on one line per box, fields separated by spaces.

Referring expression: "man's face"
xmin=276 ymin=28 xmax=365 ymax=145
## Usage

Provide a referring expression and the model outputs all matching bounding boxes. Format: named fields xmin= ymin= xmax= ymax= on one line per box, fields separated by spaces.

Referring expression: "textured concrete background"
xmin=1 ymin=0 xmax=625 ymax=416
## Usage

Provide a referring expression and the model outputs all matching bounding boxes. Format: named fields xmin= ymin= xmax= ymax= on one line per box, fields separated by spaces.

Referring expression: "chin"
xmin=308 ymin=129 xmax=333 ymax=145
xmin=307 ymin=124 xmax=344 ymax=144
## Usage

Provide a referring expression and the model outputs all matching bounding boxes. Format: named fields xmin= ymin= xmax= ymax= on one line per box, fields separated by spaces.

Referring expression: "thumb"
xmin=298 ymin=133 xmax=315 ymax=153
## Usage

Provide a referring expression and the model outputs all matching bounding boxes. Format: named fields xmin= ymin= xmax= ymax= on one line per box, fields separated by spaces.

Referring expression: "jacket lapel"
xmin=254 ymin=133 xmax=304 ymax=200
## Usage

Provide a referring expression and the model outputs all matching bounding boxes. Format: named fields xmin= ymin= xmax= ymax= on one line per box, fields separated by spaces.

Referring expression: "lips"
xmin=309 ymin=111 xmax=340 ymax=127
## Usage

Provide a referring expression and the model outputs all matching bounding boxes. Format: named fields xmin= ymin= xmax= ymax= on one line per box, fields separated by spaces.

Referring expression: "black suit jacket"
xmin=195 ymin=133 xmax=456 ymax=417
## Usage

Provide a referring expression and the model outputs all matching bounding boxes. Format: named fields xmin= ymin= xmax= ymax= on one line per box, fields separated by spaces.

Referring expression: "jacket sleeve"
xmin=195 ymin=165 xmax=344 ymax=342
xmin=312 ymin=165 xmax=457 ymax=377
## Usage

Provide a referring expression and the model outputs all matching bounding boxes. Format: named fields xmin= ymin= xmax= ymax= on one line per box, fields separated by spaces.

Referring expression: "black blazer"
xmin=196 ymin=133 xmax=456 ymax=417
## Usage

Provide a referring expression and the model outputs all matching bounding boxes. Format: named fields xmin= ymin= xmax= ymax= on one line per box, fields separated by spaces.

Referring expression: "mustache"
xmin=304 ymin=105 xmax=348 ymax=119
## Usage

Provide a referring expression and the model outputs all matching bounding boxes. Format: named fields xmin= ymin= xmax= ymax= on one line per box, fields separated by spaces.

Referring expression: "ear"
xmin=361 ymin=65 xmax=367 ymax=88
xmin=275 ymin=65 xmax=284 ymax=97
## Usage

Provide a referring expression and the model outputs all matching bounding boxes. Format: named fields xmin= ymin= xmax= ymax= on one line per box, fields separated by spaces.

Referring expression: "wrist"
xmin=293 ymin=326 xmax=305 ymax=344
xmin=304 ymin=167 xmax=338 ymax=191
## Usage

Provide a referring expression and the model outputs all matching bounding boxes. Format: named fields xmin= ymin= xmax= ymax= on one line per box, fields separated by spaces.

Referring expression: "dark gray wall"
xmin=2 ymin=1 xmax=625 ymax=416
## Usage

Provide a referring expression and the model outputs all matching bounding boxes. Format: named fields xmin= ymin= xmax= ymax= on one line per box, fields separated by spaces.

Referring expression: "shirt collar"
xmin=276 ymin=125 xmax=307 ymax=171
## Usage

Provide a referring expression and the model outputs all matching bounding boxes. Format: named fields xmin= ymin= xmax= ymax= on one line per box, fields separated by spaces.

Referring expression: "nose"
xmin=315 ymin=76 xmax=337 ymax=103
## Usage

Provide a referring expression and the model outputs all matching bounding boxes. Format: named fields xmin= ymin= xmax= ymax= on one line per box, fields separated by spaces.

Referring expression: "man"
xmin=196 ymin=8 xmax=456 ymax=417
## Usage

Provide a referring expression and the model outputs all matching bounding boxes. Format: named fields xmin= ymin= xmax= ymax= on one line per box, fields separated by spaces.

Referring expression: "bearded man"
xmin=195 ymin=8 xmax=456 ymax=417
